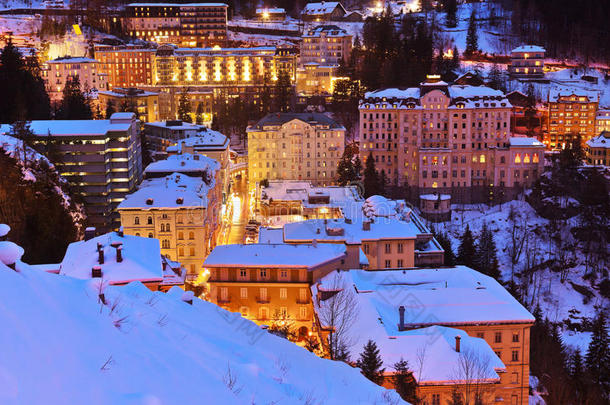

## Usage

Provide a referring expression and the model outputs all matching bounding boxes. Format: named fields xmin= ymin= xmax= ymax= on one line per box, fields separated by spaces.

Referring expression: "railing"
xmin=256 ymin=297 xmax=270 ymax=304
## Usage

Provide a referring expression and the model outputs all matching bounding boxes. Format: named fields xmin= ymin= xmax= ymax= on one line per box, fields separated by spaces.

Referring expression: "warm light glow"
xmin=443 ymin=48 xmax=453 ymax=59
xmin=262 ymin=11 xmax=269 ymax=19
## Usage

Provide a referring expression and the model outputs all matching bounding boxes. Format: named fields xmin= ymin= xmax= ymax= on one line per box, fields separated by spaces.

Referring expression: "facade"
xmin=255 ymin=7 xmax=286 ymax=21
xmin=204 ymin=243 xmax=350 ymax=336
xmin=360 ymin=78 xmax=545 ymax=203
xmin=300 ymin=25 xmax=352 ymax=66
xmin=94 ymin=45 xmax=156 ymax=89
xmin=301 ymin=2 xmax=346 ymax=22
xmin=0 ymin=113 xmax=143 ymax=231
xmin=42 ymin=57 xmax=107 ymax=102
xmin=419 ymin=193 xmax=451 ymax=222
xmin=312 ymin=267 xmax=534 ymax=405
xmin=98 ymin=87 xmax=160 ymax=122
xmin=296 ymin=62 xmax=336 ymax=96
xmin=118 ymin=169 xmax=222 ymax=279
xmin=547 ymin=88 xmax=599 ymax=149
xmin=247 ymin=112 xmax=345 ymax=188
xmin=124 ymin=2 xmax=228 ymax=47
xmin=60 ymin=230 xmax=185 ymax=291
xmin=595 ymin=109 xmax=610 ymax=135
xmin=509 ymin=45 xmax=545 ymax=77
xmin=585 ymin=131 xmax=610 ymax=166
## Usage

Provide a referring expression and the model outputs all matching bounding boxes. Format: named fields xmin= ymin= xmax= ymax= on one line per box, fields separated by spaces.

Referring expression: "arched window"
xmin=165 ymin=223 xmax=170 ymax=232
xmin=162 ymin=240 xmax=170 ymax=249
xmin=179 ymin=247 xmax=185 ymax=256
xmin=533 ymin=153 xmax=539 ymax=163
xmin=135 ymin=232 xmax=140 ymax=237
xmin=514 ymin=154 xmax=521 ymax=164
xmin=500 ymin=156 xmax=506 ymax=164
xmin=147 ymin=216 xmax=152 ymax=225
xmin=189 ymin=231 xmax=195 ymax=240
xmin=160 ymin=224 xmax=165 ymax=232
xmin=480 ymin=154 xmax=486 ymax=163
xmin=524 ymin=154 xmax=531 ymax=163
xmin=178 ymin=231 xmax=184 ymax=240
xmin=134 ymin=216 xmax=140 ymax=225
xmin=148 ymin=233 xmax=153 ymax=238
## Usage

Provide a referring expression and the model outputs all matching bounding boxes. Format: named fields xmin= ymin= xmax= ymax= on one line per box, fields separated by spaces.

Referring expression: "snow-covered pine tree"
xmin=585 ymin=311 xmax=610 ymax=397
xmin=457 ymin=224 xmax=477 ymax=269
xmin=392 ymin=358 xmax=418 ymax=403
xmin=465 ymin=10 xmax=478 ymax=56
xmin=475 ymin=222 xmax=501 ymax=280
xmin=356 ymin=340 xmax=385 ymax=385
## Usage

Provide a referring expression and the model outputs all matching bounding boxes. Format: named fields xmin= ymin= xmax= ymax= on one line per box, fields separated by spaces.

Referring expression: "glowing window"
xmin=533 ymin=153 xmax=539 ymax=163
xmin=515 ymin=154 xmax=521 ymax=164
xmin=480 ymin=154 xmax=486 ymax=163
xmin=432 ymin=182 xmax=438 ymax=189
xmin=524 ymin=154 xmax=531 ymax=163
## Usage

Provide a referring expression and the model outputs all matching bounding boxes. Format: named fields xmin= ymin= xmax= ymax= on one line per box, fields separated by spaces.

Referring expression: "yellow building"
xmin=98 ymin=87 xmax=160 ymax=122
xmin=296 ymin=62 xmax=337 ymax=96
xmin=586 ymin=131 xmax=610 ymax=166
xmin=595 ymin=109 xmax=610 ymax=135
xmin=313 ymin=267 xmax=534 ymax=405
xmin=547 ymin=88 xmax=599 ymax=149
xmin=204 ymin=243 xmax=351 ymax=337
xmin=300 ymin=25 xmax=352 ymax=66
xmin=247 ymin=112 xmax=345 ymax=189
xmin=118 ymin=156 xmax=222 ymax=279
xmin=42 ymin=57 xmax=107 ymax=102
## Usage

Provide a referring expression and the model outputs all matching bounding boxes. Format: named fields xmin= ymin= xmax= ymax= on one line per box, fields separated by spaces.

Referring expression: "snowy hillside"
xmin=0 ymin=257 xmax=407 ymax=404
xmin=433 ymin=199 xmax=608 ymax=353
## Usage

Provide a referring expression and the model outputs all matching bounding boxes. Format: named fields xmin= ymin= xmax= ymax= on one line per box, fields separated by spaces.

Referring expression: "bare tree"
xmin=450 ymin=348 xmax=496 ymax=405
xmin=315 ymin=273 xmax=359 ymax=361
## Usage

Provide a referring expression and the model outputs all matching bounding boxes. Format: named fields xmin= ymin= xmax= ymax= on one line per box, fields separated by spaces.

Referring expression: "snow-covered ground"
xmin=432 ymin=199 xmax=607 ymax=354
xmin=0 ymin=251 xmax=408 ymax=404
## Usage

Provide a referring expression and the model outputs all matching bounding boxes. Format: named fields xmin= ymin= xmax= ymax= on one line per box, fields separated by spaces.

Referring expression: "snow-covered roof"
xmin=145 ymin=121 xmax=203 ymax=131
xmin=0 ymin=116 xmax=133 ymax=137
xmin=177 ymin=129 xmax=229 ymax=150
xmin=509 ymin=137 xmax=545 ymax=147
xmin=127 ymin=2 xmax=228 ymax=7
xmin=586 ymin=132 xmax=610 ymax=149
xmin=364 ymin=87 xmax=420 ymax=100
xmin=282 ymin=217 xmax=420 ymax=243
xmin=302 ymin=2 xmax=344 ymax=15
xmin=248 ymin=112 xmax=345 ymax=131
xmin=256 ymin=7 xmax=285 ymax=14
xmin=99 ymin=89 xmax=158 ymax=98
xmin=261 ymin=180 xmax=361 ymax=207
xmin=0 ymin=223 xmax=10 ymax=238
xmin=257 ymin=227 xmax=284 ymax=244
xmin=549 ymin=87 xmax=599 ymax=103
xmin=303 ymin=24 xmax=350 ymax=38
xmin=118 ymin=172 xmax=213 ymax=210
xmin=48 ymin=57 xmax=98 ymax=64
xmin=144 ymin=153 xmax=220 ymax=176
xmin=419 ymin=194 xmax=451 ymax=201
xmin=317 ymin=267 xmax=535 ymax=327
xmin=60 ymin=232 xmax=164 ymax=285
xmin=204 ymin=243 xmax=346 ymax=268
xmin=511 ymin=45 xmax=545 ymax=53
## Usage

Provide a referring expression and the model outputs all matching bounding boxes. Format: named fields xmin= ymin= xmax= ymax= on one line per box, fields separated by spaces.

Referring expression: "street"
xmin=220 ymin=175 xmax=248 ymax=245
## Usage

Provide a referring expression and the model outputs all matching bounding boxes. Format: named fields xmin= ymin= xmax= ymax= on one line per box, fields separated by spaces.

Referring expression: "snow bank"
xmin=0 ymin=258 xmax=407 ymax=404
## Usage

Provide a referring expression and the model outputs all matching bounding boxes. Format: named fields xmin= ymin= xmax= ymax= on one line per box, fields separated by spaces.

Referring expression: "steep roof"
xmin=587 ymin=131 xmax=610 ymax=148
xmin=302 ymin=2 xmax=345 ymax=15
xmin=248 ymin=112 xmax=344 ymax=131
xmin=512 ymin=45 xmax=545 ymax=53
xmin=144 ymin=153 xmax=220 ymax=177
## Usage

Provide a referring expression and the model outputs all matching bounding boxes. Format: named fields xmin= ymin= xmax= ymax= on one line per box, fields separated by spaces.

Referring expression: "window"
xmin=189 ymin=231 xmax=195 ymax=240
xmin=189 ymin=247 xmax=195 ymax=256
xmin=524 ymin=154 xmax=531 ymax=163
xmin=178 ymin=231 xmax=184 ymax=240
xmin=385 ymin=260 xmax=391 ymax=268
xmin=512 ymin=350 xmax=519 ymax=362
xmin=385 ymin=243 xmax=391 ymax=254
xmin=162 ymin=240 xmax=170 ymax=249
xmin=148 ymin=232 xmax=153 ymax=238
xmin=239 ymin=269 xmax=248 ymax=280
xmin=147 ymin=216 xmax=152 ymax=224
xmin=134 ymin=216 xmax=140 ymax=225
xmin=512 ymin=332 xmax=520 ymax=343
xmin=279 ymin=270 xmax=288 ymax=280
xmin=432 ymin=394 xmax=440 ymax=405
xmin=397 ymin=243 xmax=404 ymax=253
xmin=511 ymin=372 xmax=519 ymax=384
xmin=280 ymin=307 xmax=288 ymax=317
xmin=511 ymin=395 xmax=519 ymax=405
xmin=299 ymin=306 xmax=308 ymax=319
xmin=280 ymin=288 xmax=287 ymax=300
xmin=219 ymin=287 xmax=228 ymax=301
xmin=240 ymin=287 xmax=247 ymax=299
xmin=363 ymin=244 xmax=369 ymax=254
xmin=240 ymin=306 xmax=249 ymax=317
xmin=165 ymin=223 xmax=170 ymax=231
xmin=397 ymin=259 xmax=403 ymax=267
xmin=259 ymin=307 xmax=269 ymax=320
xmin=179 ymin=247 xmax=184 ymax=256
xmin=299 ymin=288 xmax=308 ymax=302
xmin=495 ymin=331 xmax=502 ymax=343
xmin=514 ymin=153 xmax=521 ymax=164
xmin=260 ymin=269 xmax=268 ymax=279
xmin=160 ymin=224 xmax=165 ymax=232
xmin=259 ymin=288 xmax=268 ymax=301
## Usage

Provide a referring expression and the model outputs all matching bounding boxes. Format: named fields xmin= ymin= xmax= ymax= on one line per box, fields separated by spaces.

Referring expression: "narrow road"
xmin=226 ymin=176 xmax=248 ymax=245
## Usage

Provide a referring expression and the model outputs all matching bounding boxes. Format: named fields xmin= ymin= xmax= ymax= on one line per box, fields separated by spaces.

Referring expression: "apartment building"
xmin=313 ymin=267 xmax=534 ymax=405
xmin=509 ymin=45 xmax=545 ymax=77
xmin=247 ymin=112 xmax=345 ymax=189
xmin=300 ymin=25 xmax=352 ymax=65
xmin=595 ymin=109 xmax=610 ymax=135
xmin=124 ymin=2 xmax=228 ymax=47
xmin=42 ymin=57 xmax=107 ymax=102
xmin=585 ymin=131 xmax=610 ymax=166
xmin=118 ymin=169 xmax=222 ymax=279
xmin=296 ymin=62 xmax=336 ymax=96
xmin=547 ymin=88 xmax=599 ymax=149
xmin=98 ymin=87 xmax=160 ymax=122
xmin=204 ymin=243 xmax=350 ymax=336
xmin=0 ymin=113 xmax=143 ymax=231
xmin=359 ymin=77 xmax=545 ymax=203
xmin=94 ymin=45 xmax=156 ymax=90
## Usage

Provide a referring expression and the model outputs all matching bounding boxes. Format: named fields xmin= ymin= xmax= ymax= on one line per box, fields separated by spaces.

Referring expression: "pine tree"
xmin=444 ymin=0 xmax=458 ymax=28
xmin=434 ymin=230 xmax=455 ymax=266
xmin=465 ymin=10 xmax=478 ymax=56
xmin=353 ymin=155 xmax=363 ymax=180
xmin=457 ymin=224 xmax=477 ymax=268
xmin=475 ymin=222 xmax=501 ymax=279
xmin=450 ymin=45 xmax=460 ymax=71
xmin=337 ymin=146 xmax=357 ymax=186
xmin=585 ymin=311 xmax=610 ymax=395
xmin=363 ymin=152 xmax=379 ymax=198
xmin=105 ymin=100 xmax=116 ymax=119
xmin=57 ymin=76 xmax=92 ymax=120
xmin=177 ymin=90 xmax=192 ymax=123
xmin=356 ymin=340 xmax=385 ymax=385
xmin=195 ymin=102 xmax=204 ymax=125
xmin=392 ymin=359 xmax=418 ymax=403
xmin=379 ymin=170 xmax=388 ymax=196
xmin=273 ymin=69 xmax=293 ymax=112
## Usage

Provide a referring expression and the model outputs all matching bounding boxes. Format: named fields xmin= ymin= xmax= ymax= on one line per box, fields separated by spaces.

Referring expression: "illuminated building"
xmin=595 ymin=109 xmax=610 ymax=135
xmin=301 ymin=2 xmax=346 ymax=22
xmin=509 ymin=45 xmax=545 ymax=77
xmin=585 ymin=131 xmax=610 ymax=166
xmin=94 ymin=45 xmax=156 ymax=89
xmin=42 ymin=57 xmax=107 ymax=102
xmin=124 ymin=2 xmax=228 ymax=47
xmin=255 ymin=7 xmax=286 ymax=21
xmin=0 ymin=113 xmax=143 ymax=231
xmin=98 ymin=87 xmax=160 ymax=122
xmin=546 ymin=88 xmax=599 ymax=149
xmin=296 ymin=62 xmax=336 ymax=97
xmin=300 ymin=25 xmax=352 ymax=66
xmin=247 ymin=113 xmax=345 ymax=189
xmin=360 ymin=76 xmax=545 ymax=203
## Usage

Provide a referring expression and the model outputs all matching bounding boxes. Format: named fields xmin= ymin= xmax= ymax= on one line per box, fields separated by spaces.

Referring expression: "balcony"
xmin=217 ymin=296 xmax=231 ymax=303
xmin=296 ymin=298 xmax=309 ymax=304
xmin=256 ymin=297 xmax=270 ymax=304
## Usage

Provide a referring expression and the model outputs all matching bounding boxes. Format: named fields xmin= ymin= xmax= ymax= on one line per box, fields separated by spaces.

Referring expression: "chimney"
xmin=455 ymin=335 xmax=461 ymax=353
xmin=92 ymin=266 xmax=102 ymax=278
xmin=98 ymin=248 xmax=104 ymax=264
xmin=117 ymin=226 xmax=124 ymax=237
xmin=362 ymin=220 xmax=371 ymax=231
xmin=398 ymin=306 xmax=405 ymax=331
xmin=312 ymin=239 xmax=318 ymax=248
xmin=85 ymin=227 xmax=96 ymax=241
xmin=111 ymin=241 xmax=123 ymax=262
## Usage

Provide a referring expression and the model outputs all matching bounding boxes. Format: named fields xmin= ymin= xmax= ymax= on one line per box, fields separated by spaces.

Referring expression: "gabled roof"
xmin=512 ymin=45 xmax=545 ymax=53
xmin=587 ymin=131 xmax=610 ymax=148
xmin=302 ymin=2 xmax=345 ymax=16
xmin=247 ymin=112 xmax=344 ymax=131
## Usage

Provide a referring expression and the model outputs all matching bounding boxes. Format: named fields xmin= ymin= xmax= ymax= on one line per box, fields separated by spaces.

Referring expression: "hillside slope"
xmin=0 ymin=256 xmax=406 ymax=405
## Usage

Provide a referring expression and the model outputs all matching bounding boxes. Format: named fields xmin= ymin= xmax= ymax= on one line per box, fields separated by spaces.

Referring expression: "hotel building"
xmin=509 ymin=45 xmax=545 ymax=77
xmin=0 ymin=113 xmax=143 ymax=231
xmin=359 ymin=77 xmax=545 ymax=203
xmin=124 ymin=2 xmax=228 ymax=47
xmin=42 ymin=57 xmax=107 ymax=102
xmin=247 ymin=112 xmax=345 ymax=189
xmin=98 ymin=87 xmax=160 ymax=122
xmin=94 ymin=45 xmax=156 ymax=89
xmin=585 ymin=131 xmax=610 ymax=166
xmin=300 ymin=25 xmax=352 ymax=66
xmin=547 ymin=88 xmax=599 ymax=149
